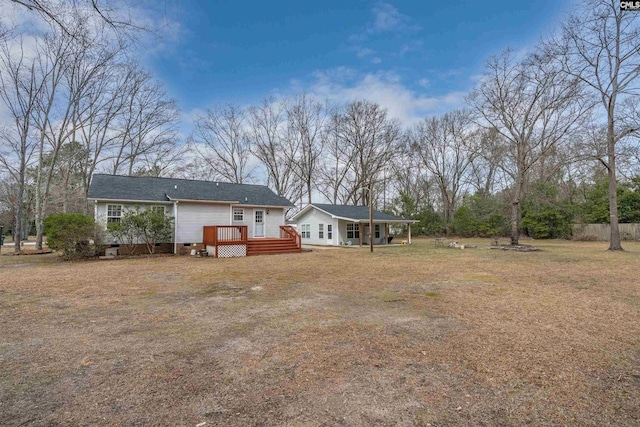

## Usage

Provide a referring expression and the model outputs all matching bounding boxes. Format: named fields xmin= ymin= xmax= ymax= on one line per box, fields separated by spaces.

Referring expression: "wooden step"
xmin=246 ymin=237 xmax=301 ymax=256
xmin=248 ymin=238 xmax=295 ymax=243
xmin=247 ymin=249 xmax=301 ymax=256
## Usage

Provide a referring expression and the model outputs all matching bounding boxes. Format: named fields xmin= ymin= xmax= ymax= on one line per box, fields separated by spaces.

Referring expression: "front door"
xmin=254 ymin=210 xmax=265 ymax=237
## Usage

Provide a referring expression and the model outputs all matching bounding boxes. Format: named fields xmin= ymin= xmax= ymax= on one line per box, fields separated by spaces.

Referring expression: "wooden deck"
xmin=203 ymin=225 xmax=301 ymax=257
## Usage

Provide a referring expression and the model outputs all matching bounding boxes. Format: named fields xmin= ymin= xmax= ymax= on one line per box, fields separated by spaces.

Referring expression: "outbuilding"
xmin=290 ymin=203 xmax=416 ymax=246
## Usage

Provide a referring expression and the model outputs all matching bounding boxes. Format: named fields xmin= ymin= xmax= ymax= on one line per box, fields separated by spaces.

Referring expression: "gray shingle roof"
xmin=88 ymin=174 xmax=294 ymax=207
xmin=312 ymin=204 xmax=413 ymax=222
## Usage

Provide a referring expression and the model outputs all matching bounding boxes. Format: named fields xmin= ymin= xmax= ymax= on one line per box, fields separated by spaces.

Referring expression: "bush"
xmin=521 ymin=207 xmax=572 ymax=239
xmin=389 ymin=192 xmax=445 ymax=236
xmin=452 ymin=193 xmax=509 ymax=237
xmin=136 ymin=208 xmax=173 ymax=254
xmin=44 ymin=213 xmax=102 ymax=259
xmin=107 ymin=207 xmax=173 ymax=255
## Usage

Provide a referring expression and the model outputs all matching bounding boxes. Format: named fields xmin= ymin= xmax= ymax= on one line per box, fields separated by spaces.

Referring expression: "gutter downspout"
xmin=173 ymin=201 xmax=179 ymax=254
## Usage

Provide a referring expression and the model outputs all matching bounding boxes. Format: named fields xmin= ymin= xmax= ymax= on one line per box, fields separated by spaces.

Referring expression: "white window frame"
xmin=107 ymin=204 xmax=122 ymax=224
xmin=318 ymin=223 xmax=324 ymax=239
xmin=327 ymin=224 xmax=332 ymax=240
xmin=233 ymin=208 xmax=244 ymax=222
xmin=347 ymin=223 xmax=359 ymax=239
xmin=300 ymin=224 xmax=310 ymax=239
xmin=375 ymin=224 xmax=380 ymax=239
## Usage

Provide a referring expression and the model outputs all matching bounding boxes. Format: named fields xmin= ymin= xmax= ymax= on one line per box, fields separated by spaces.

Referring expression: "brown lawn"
xmin=1 ymin=238 xmax=639 ymax=426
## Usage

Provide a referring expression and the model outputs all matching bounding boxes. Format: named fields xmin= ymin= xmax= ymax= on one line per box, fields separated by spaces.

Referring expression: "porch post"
xmin=358 ymin=222 xmax=363 ymax=247
xmin=384 ymin=223 xmax=389 ymax=245
xmin=408 ymin=223 xmax=412 ymax=245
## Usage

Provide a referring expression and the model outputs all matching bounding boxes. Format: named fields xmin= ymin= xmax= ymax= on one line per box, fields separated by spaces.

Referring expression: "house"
xmin=87 ymin=174 xmax=300 ymax=256
xmin=290 ymin=203 xmax=416 ymax=246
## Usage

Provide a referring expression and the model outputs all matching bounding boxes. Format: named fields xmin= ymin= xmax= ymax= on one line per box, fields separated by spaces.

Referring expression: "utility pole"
xmin=369 ymin=181 xmax=373 ymax=253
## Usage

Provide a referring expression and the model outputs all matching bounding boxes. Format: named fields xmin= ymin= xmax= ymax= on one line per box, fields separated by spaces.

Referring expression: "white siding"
xmin=176 ymin=203 xmax=231 ymax=243
xmin=264 ymin=208 xmax=285 ymax=238
xmin=96 ymin=202 xmax=172 ymax=245
xmin=95 ymin=201 xmax=289 ymax=244
xmin=95 ymin=202 xmax=171 ymax=227
xmin=338 ymin=219 xmax=349 ymax=245
xmin=229 ymin=206 xmax=286 ymax=238
xmin=295 ymin=208 xmax=338 ymax=245
xmin=338 ymin=219 xmax=361 ymax=246
xmin=337 ymin=220 xmax=389 ymax=245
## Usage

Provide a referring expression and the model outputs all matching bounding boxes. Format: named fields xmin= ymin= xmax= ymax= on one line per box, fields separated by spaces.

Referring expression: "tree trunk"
xmin=607 ymin=118 xmax=623 ymax=251
xmin=13 ymin=199 xmax=22 ymax=254
xmin=510 ymin=179 xmax=522 ymax=246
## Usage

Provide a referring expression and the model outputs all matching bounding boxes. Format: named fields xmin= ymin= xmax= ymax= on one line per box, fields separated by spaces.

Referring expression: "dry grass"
xmin=1 ymin=238 xmax=640 ymax=426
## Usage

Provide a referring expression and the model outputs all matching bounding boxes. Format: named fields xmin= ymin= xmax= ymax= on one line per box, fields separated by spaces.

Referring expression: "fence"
xmin=571 ymin=223 xmax=640 ymax=241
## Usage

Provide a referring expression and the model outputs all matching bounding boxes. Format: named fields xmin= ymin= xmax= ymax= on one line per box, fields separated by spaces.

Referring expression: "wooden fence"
xmin=571 ymin=223 xmax=640 ymax=241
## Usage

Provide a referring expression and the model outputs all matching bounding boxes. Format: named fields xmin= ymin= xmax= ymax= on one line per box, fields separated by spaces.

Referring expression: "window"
xmin=347 ymin=223 xmax=359 ymax=239
xmin=327 ymin=224 xmax=332 ymax=240
xmin=301 ymin=224 xmax=310 ymax=239
xmin=151 ymin=206 xmax=165 ymax=215
xmin=107 ymin=205 xmax=122 ymax=224
xmin=375 ymin=224 xmax=380 ymax=238
xmin=233 ymin=208 xmax=244 ymax=222
xmin=318 ymin=224 xmax=324 ymax=239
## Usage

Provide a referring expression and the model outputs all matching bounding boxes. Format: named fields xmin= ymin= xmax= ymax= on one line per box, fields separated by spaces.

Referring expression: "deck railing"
xmin=279 ymin=225 xmax=302 ymax=251
xmin=203 ymin=225 xmax=248 ymax=247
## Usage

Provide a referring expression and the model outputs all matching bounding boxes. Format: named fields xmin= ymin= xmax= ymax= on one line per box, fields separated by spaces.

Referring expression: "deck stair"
xmin=247 ymin=237 xmax=300 ymax=255
xmin=247 ymin=225 xmax=301 ymax=256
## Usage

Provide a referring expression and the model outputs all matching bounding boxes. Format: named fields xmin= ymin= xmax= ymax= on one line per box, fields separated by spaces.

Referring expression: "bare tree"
xmin=285 ymin=94 xmax=327 ymax=205
xmin=318 ymin=108 xmax=355 ymax=204
xmin=75 ymin=61 xmax=130 ymax=210
xmin=30 ymin=30 xmax=74 ymax=250
xmin=8 ymin=0 xmax=145 ymax=38
xmin=248 ymin=97 xmax=300 ymax=201
xmin=389 ymin=140 xmax=438 ymax=216
xmin=109 ymin=64 xmax=180 ymax=176
xmin=468 ymin=48 xmax=590 ymax=245
xmin=410 ymin=109 xmax=476 ymax=231
xmin=192 ymin=104 xmax=254 ymax=183
xmin=468 ymin=127 xmax=504 ymax=195
xmin=0 ymin=20 xmax=12 ymax=42
xmin=0 ymin=38 xmax=42 ymax=253
xmin=552 ymin=0 xmax=640 ymax=250
xmin=30 ymin=17 xmax=124 ymax=249
xmin=336 ymin=100 xmax=400 ymax=205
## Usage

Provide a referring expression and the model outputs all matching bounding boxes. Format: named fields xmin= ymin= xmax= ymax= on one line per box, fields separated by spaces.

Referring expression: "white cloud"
xmin=372 ymin=2 xmax=403 ymax=32
xmin=371 ymin=57 xmax=382 ymax=64
xmin=305 ymin=69 xmax=467 ymax=125
xmin=347 ymin=2 xmax=422 ymax=63
xmin=418 ymin=78 xmax=430 ymax=88
xmin=369 ymin=2 xmax=420 ymax=34
xmin=356 ymin=48 xmax=375 ymax=58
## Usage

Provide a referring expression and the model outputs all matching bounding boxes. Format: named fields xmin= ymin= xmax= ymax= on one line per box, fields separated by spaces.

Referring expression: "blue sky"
xmin=149 ymin=0 xmax=572 ymax=124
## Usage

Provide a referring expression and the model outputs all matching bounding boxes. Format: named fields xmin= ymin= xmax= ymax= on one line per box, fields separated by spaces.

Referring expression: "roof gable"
xmin=87 ymin=174 xmax=294 ymax=207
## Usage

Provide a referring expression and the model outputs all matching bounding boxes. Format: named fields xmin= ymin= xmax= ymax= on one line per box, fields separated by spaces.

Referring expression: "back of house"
xmin=87 ymin=174 xmax=295 ymax=254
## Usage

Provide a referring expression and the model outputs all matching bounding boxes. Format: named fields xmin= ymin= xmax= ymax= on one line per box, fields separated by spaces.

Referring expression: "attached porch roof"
xmin=291 ymin=203 xmax=417 ymax=223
